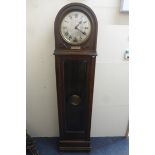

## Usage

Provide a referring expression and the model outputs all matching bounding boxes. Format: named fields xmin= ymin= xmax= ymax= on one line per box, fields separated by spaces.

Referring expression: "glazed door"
xmin=59 ymin=56 xmax=92 ymax=140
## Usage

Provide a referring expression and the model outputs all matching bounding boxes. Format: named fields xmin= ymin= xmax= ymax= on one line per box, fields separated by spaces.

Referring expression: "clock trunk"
xmin=55 ymin=56 xmax=96 ymax=150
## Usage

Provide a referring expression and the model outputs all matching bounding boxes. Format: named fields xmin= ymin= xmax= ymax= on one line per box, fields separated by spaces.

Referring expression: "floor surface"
xmin=30 ymin=137 xmax=129 ymax=155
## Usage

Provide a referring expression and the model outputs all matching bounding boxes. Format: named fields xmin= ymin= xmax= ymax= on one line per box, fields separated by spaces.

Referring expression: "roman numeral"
xmin=68 ymin=35 xmax=72 ymax=40
xmin=74 ymin=14 xmax=78 ymax=18
xmin=65 ymin=32 xmax=69 ymax=36
xmin=73 ymin=37 xmax=78 ymax=42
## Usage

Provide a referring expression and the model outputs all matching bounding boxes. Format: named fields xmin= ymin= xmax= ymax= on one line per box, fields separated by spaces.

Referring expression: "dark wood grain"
xmin=54 ymin=3 xmax=98 ymax=151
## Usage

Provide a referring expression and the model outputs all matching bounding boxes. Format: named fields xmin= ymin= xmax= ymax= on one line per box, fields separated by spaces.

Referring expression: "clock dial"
xmin=60 ymin=11 xmax=91 ymax=45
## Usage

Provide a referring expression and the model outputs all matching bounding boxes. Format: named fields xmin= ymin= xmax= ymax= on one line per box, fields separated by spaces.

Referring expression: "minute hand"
xmin=76 ymin=28 xmax=86 ymax=35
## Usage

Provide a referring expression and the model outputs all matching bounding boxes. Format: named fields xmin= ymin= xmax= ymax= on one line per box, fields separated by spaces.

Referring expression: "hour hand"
xmin=75 ymin=21 xmax=82 ymax=29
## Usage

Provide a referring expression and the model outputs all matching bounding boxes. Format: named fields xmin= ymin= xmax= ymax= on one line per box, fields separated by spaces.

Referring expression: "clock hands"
xmin=74 ymin=21 xmax=86 ymax=36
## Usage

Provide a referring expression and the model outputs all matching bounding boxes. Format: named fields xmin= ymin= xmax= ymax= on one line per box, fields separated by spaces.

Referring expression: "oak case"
xmin=54 ymin=3 xmax=98 ymax=151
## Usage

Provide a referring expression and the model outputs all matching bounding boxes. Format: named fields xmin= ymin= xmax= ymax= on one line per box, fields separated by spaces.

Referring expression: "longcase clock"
xmin=54 ymin=3 xmax=98 ymax=151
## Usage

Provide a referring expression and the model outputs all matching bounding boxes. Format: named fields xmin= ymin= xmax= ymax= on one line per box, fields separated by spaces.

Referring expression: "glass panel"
xmin=64 ymin=60 xmax=87 ymax=131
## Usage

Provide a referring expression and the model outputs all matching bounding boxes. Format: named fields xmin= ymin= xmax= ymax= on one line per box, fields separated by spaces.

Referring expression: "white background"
xmin=1 ymin=0 xmax=155 ymax=155
xmin=26 ymin=0 xmax=129 ymax=137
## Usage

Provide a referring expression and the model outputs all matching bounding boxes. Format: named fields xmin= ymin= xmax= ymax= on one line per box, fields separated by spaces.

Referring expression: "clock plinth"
xmin=54 ymin=3 xmax=98 ymax=151
xmin=59 ymin=140 xmax=91 ymax=151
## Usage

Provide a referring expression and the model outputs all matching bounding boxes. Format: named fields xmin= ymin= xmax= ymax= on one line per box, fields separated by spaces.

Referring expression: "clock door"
xmin=62 ymin=57 xmax=90 ymax=139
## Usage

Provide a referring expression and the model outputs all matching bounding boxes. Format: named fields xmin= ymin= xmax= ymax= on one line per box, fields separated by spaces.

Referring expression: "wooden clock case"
xmin=54 ymin=3 xmax=98 ymax=151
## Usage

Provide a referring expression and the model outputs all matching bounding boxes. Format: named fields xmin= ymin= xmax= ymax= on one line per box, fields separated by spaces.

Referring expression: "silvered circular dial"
xmin=60 ymin=11 xmax=91 ymax=45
